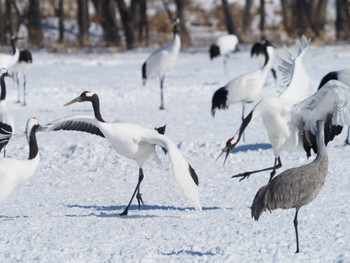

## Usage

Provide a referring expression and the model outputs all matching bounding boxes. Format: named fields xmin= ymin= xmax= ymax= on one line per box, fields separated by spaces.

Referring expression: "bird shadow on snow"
xmin=65 ymin=204 xmax=221 ymax=218
xmin=232 ymin=143 xmax=272 ymax=153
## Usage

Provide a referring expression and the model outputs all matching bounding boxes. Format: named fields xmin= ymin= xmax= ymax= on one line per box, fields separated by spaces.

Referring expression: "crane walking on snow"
xmin=46 ymin=91 xmax=202 ymax=215
xmin=251 ymin=119 xmax=328 ymax=253
xmin=142 ymin=18 xmax=181 ymax=110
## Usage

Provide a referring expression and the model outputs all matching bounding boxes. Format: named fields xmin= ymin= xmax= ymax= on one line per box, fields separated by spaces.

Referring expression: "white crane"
xmin=0 ymin=36 xmax=22 ymax=69
xmin=318 ymin=68 xmax=350 ymax=144
xmin=10 ymin=49 xmax=33 ymax=106
xmin=142 ymin=19 xmax=181 ymax=110
xmin=251 ymin=119 xmax=328 ymax=253
xmin=0 ymin=68 xmax=14 ymax=157
xmin=46 ymin=91 xmax=202 ymax=215
xmin=219 ymin=78 xmax=350 ymax=182
xmin=217 ymin=37 xmax=350 ymax=181
xmin=209 ymin=34 xmax=239 ymax=74
xmin=0 ymin=117 xmax=43 ymax=201
xmin=251 ymin=40 xmax=277 ymax=80
xmin=211 ymin=40 xmax=275 ymax=142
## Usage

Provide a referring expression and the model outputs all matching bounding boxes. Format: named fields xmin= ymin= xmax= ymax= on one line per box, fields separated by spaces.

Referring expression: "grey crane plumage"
xmin=251 ymin=119 xmax=328 ymax=253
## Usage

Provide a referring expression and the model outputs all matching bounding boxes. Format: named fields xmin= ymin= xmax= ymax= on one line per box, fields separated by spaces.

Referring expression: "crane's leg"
xmin=231 ymin=157 xmax=282 ymax=182
xmin=293 ymin=208 xmax=300 ymax=253
xmin=345 ymin=126 xmax=350 ymax=145
xmin=15 ymin=73 xmax=20 ymax=104
xmin=223 ymin=57 xmax=228 ymax=75
xmin=120 ymin=168 xmax=144 ymax=216
xmin=242 ymin=104 xmax=246 ymax=142
xmin=159 ymin=77 xmax=165 ymax=110
xmin=23 ymin=74 xmax=27 ymax=106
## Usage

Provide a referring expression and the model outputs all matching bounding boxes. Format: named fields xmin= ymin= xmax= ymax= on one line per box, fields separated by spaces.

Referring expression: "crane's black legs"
xmin=120 ymin=168 xmax=144 ymax=216
xmin=159 ymin=77 xmax=165 ymax=110
xmin=231 ymin=157 xmax=282 ymax=182
xmin=15 ymin=73 xmax=20 ymax=104
xmin=294 ymin=208 xmax=300 ymax=253
xmin=23 ymin=74 xmax=27 ymax=106
xmin=242 ymin=104 xmax=246 ymax=142
xmin=223 ymin=57 xmax=228 ymax=75
xmin=345 ymin=126 xmax=350 ymax=145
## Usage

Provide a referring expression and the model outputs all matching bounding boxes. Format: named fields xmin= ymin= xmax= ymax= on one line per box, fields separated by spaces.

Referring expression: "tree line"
xmin=0 ymin=0 xmax=349 ymax=49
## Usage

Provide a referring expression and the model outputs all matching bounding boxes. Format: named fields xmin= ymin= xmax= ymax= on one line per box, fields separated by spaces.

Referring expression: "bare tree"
xmin=243 ymin=0 xmax=253 ymax=37
xmin=56 ymin=0 xmax=65 ymax=43
xmin=92 ymin=0 xmax=121 ymax=45
xmin=175 ymin=0 xmax=191 ymax=45
xmin=77 ymin=0 xmax=89 ymax=46
xmin=0 ymin=1 xmax=5 ymax=45
xmin=27 ymin=0 xmax=43 ymax=45
xmin=221 ymin=0 xmax=236 ymax=35
xmin=336 ymin=0 xmax=350 ymax=40
xmin=259 ymin=0 xmax=265 ymax=37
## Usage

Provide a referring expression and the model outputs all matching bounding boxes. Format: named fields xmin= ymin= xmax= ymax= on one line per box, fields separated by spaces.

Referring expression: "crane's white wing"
xmin=278 ymin=35 xmax=313 ymax=103
xmin=294 ymin=80 xmax=350 ymax=131
xmin=45 ymin=114 xmax=105 ymax=137
xmin=141 ymin=132 xmax=201 ymax=212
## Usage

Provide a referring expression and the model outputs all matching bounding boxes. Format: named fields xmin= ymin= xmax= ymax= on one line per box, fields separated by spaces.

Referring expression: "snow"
xmin=1 ymin=42 xmax=350 ymax=262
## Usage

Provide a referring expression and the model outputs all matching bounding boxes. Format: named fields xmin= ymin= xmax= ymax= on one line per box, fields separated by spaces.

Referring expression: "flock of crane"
xmin=0 ymin=18 xmax=350 ymax=253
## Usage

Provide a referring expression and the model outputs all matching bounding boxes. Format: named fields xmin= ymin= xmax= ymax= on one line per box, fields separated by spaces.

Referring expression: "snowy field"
xmin=1 ymin=43 xmax=350 ymax=262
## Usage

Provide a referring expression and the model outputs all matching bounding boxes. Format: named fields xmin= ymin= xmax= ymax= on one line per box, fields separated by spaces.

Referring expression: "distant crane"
xmin=142 ymin=19 xmax=181 ymax=110
xmin=251 ymin=119 xmax=328 ymax=253
xmin=318 ymin=68 xmax=350 ymax=144
xmin=218 ymin=37 xmax=350 ymax=181
xmin=0 ymin=36 xmax=22 ymax=69
xmin=46 ymin=91 xmax=202 ymax=215
xmin=0 ymin=68 xmax=14 ymax=157
xmin=209 ymin=34 xmax=239 ymax=74
xmin=251 ymin=40 xmax=277 ymax=81
xmin=10 ymin=49 xmax=33 ymax=106
xmin=211 ymin=40 xmax=274 ymax=119
xmin=0 ymin=117 xmax=43 ymax=201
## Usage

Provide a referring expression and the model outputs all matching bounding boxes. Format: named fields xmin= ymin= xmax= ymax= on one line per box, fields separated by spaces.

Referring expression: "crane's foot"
xmin=345 ymin=139 xmax=350 ymax=145
xmin=159 ymin=106 xmax=165 ymax=110
xmin=136 ymin=193 xmax=144 ymax=209
xmin=231 ymin=172 xmax=251 ymax=181
xmin=119 ymin=209 xmax=128 ymax=216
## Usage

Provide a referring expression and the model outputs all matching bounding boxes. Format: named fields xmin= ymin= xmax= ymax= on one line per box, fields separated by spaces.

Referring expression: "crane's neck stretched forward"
xmin=89 ymin=94 xmax=105 ymax=123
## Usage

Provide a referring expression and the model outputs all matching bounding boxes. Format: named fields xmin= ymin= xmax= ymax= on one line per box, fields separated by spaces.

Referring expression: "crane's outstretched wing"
xmin=278 ymin=35 xmax=313 ymax=102
xmin=46 ymin=114 xmax=105 ymax=138
xmin=141 ymin=131 xmax=201 ymax=212
xmin=293 ymin=80 xmax=350 ymax=155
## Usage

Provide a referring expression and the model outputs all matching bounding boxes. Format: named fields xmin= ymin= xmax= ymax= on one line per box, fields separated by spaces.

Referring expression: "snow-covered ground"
xmin=1 ymin=42 xmax=350 ymax=262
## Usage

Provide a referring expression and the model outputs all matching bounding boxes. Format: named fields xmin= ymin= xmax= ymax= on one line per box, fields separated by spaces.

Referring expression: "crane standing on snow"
xmin=251 ymin=119 xmax=328 ymax=253
xmin=142 ymin=19 xmax=181 ymax=110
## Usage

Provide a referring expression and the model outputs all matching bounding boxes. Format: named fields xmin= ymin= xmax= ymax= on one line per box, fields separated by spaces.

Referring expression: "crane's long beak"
xmin=216 ymin=137 xmax=238 ymax=166
xmin=216 ymin=146 xmax=232 ymax=166
xmin=64 ymin=96 xmax=81 ymax=106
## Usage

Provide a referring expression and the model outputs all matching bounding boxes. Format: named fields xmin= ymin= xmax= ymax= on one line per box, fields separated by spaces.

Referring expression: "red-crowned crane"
xmin=0 ymin=68 xmax=14 ymax=157
xmin=142 ymin=19 xmax=181 ymax=110
xmin=0 ymin=117 xmax=43 ymax=201
xmin=46 ymin=91 xmax=202 ymax=215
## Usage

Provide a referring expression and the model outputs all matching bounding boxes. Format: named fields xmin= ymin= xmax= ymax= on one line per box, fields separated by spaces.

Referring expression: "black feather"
xmin=211 ymin=87 xmax=228 ymax=117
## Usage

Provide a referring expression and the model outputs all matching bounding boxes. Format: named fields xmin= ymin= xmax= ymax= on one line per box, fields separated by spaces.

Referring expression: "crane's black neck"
xmin=237 ymin=111 xmax=253 ymax=142
xmin=262 ymin=47 xmax=270 ymax=68
xmin=28 ymin=125 xmax=39 ymax=160
xmin=10 ymin=38 xmax=16 ymax=55
xmin=0 ymin=73 xmax=7 ymax=101
xmin=90 ymin=94 xmax=105 ymax=122
xmin=173 ymin=23 xmax=179 ymax=37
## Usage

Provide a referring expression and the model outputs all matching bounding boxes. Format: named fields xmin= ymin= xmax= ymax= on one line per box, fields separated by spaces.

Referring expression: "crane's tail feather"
xmin=251 ymin=185 xmax=269 ymax=221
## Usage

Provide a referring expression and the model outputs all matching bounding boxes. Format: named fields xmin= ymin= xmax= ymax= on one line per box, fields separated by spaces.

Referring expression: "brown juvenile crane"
xmin=251 ymin=119 xmax=328 ymax=253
